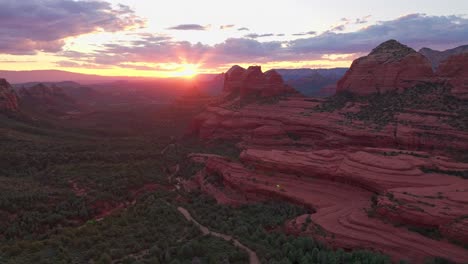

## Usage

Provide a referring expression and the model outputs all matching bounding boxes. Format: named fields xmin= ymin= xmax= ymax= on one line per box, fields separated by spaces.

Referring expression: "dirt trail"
xmin=177 ymin=207 xmax=260 ymax=264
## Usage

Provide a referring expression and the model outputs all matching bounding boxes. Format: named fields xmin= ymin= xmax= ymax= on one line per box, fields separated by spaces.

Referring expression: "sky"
xmin=0 ymin=0 xmax=467 ymax=78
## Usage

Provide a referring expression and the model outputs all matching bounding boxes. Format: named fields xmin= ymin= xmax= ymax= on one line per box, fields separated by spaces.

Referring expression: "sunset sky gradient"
xmin=0 ymin=0 xmax=467 ymax=77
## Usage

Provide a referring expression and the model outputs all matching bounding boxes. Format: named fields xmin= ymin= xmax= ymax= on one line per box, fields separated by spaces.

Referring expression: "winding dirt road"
xmin=177 ymin=207 xmax=260 ymax=264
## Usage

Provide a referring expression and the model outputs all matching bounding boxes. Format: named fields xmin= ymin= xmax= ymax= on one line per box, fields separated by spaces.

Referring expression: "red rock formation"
xmin=337 ymin=40 xmax=434 ymax=95
xmin=437 ymin=53 xmax=468 ymax=99
xmin=190 ymin=97 xmax=468 ymax=152
xmin=222 ymin=65 xmax=296 ymax=99
xmin=187 ymin=57 xmax=468 ymax=262
xmin=0 ymin=78 xmax=19 ymax=112
xmin=190 ymin=154 xmax=468 ymax=263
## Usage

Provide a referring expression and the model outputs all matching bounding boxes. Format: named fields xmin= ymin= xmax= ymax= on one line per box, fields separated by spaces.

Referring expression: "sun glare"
xmin=172 ymin=64 xmax=199 ymax=78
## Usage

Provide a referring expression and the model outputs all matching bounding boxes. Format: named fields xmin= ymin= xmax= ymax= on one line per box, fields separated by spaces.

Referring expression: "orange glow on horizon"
xmin=0 ymin=51 xmax=354 ymax=79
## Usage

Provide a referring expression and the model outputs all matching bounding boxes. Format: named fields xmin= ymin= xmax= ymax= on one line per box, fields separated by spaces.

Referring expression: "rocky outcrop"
xmin=19 ymin=83 xmax=69 ymax=99
xmin=18 ymin=83 xmax=78 ymax=112
xmin=420 ymin=45 xmax=468 ymax=70
xmin=437 ymin=53 xmax=468 ymax=99
xmin=188 ymin=89 xmax=468 ymax=261
xmin=190 ymin=97 xmax=468 ymax=152
xmin=223 ymin=65 xmax=296 ymax=99
xmin=337 ymin=40 xmax=434 ymax=95
xmin=187 ymin=44 xmax=468 ymax=262
xmin=0 ymin=78 xmax=19 ymax=112
xmin=189 ymin=153 xmax=468 ymax=263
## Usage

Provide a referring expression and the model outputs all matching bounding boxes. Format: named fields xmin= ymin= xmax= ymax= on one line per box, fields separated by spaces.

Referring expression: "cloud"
xmin=329 ymin=15 xmax=372 ymax=32
xmin=60 ymin=36 xmax=294 ymax=69
xmin=59 ymin=14 xmax=468 ymax=70
xmin=276 ymin=34 xmax=285 ymax=37
xmin=0 ymin=0 xmax=145 ymax=55
xmin=167 ymin=24 xmax=209 ymax=30
xmin=0 ymin=60 xmax=36 ymax=63
xmin=292 ymin=31 xmax=317 ymax=36
xmin=330 ymin=25 xmax=346 ymax=31
xmin=220 ymin=24 xmax=235 ymax=30
xmin=244 ymin=33 xmax=275 ymax=39
xmin=289 ymin=14 xmax=468 ymax=54
xmin=237 ymin=27 xmax=250 ymax=31
xmin=55 ymin=60 xmax=110 ymax=69
xmin=355 ymin=15 xmax=372 ymax=24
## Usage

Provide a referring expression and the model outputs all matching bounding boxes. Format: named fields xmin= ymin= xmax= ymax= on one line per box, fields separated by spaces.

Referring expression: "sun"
xmin=173 ymin=64 xmax=199 ymax=78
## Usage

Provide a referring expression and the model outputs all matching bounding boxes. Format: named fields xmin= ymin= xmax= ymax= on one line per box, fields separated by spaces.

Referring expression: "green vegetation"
xmin=1 ymin=95 xmax=463 ymax=263
xmin=382 ymin=151 xmax=430 ymax=158
xmin=407 ymin=226 xmax=442 ymax=241
xmin=0 ymin=105 xmax=250 ymax=263
xmin=182 ymin=193 xmax=393 ymax=264
xmin=1 ymin=192 xmax=248 ymax=264
xmin=314 ymin=91 xmax=355 ymax=113
xmin=315 ymin=83 xmax=468 ymax=130
xmin=287 ymin=132 xmax=302 ymax=141
xmin=421 ymin=167 xmax=468 ymax=179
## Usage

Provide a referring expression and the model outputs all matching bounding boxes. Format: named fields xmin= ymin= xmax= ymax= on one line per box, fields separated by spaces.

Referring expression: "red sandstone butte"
xmin=222 ymin=65 xmax=296 ymax=99
xmin=337 ymin=40 xmax=434 ymax=95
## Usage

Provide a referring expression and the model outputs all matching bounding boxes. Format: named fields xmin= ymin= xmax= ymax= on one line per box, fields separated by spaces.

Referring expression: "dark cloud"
xmin=276 ymin=34 xmax=285 ymax=37
xmin=220 ymin=24 xmax=235 ymax=30
xmin=237 ymin=27 xmax=250 ymax=31
xmin=0 ymin=0 xmax=145 ymax=55
xmin=167 ymin=24 xmax=208 ymax=30
xmin=244 ymin=33 xmax=275 ymax=39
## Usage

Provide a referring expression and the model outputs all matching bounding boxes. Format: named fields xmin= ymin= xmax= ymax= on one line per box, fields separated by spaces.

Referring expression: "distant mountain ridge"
xmin=419 ymin=44 xmax=468 ymax=70
xmin=0 ymin=70 xmax=126 ymax=84
xmin=275 ymin=68 xmax=348 ymax=96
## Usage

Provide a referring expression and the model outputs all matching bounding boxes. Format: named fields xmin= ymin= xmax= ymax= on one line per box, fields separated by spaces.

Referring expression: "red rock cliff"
xmin=337 ymin=40 xmax=434 ymax=95
xmin=0 ymin=78 xmax=19 ymax=112
xmin=437 ymin=53 xmax=468 ymax=99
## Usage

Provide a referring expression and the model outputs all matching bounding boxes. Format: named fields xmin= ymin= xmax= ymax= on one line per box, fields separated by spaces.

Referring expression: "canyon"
xmin=186 ymin=40 xmax=468 ymax=263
